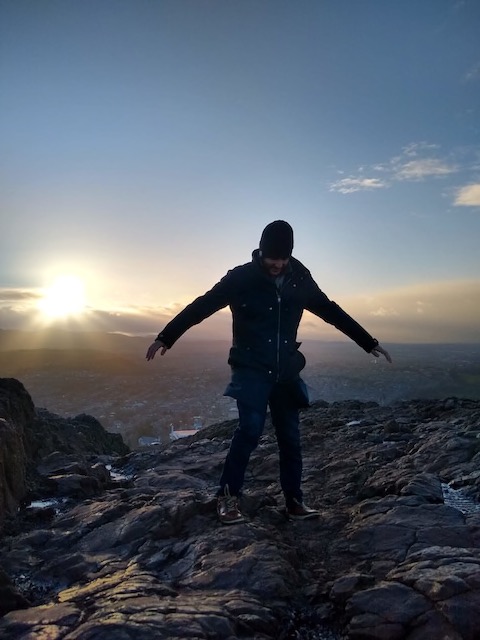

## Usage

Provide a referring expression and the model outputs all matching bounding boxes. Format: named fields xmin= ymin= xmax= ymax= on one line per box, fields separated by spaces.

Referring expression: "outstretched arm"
xmin=305 ymin=278 xmax=392 ymax=362
xmin=146 ymin=269 xmax=236 ymax=359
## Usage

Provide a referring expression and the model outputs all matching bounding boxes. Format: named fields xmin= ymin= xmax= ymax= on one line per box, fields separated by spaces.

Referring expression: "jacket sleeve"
xmin=305 ymin=280 xmax=378 ymax=353
xmin=156 ymin=271 xmax=235 ymax=348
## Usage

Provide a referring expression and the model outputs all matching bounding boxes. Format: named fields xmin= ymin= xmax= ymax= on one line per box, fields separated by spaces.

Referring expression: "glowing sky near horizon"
xmin=1 ymin=0 xmax=479 ymax=343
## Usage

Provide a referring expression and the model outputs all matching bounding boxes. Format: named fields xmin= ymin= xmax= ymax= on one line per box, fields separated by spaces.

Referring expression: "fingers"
xmin=371 ymin=346 xmax=392 ymax=363
xmin=145 ymin=346 xmax=156 ymax=361
xmin=146 ymin=341 xmax=169 ymax=360
xmin=379 ymin=346 xmax=392 ymax=363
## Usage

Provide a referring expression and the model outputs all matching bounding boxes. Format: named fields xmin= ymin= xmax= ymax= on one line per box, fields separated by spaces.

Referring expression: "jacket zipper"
xmin=276 ymin=289 xmax=281 ymax=381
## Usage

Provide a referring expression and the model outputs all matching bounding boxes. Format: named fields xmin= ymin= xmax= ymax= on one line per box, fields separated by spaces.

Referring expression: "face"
xmin=262 ymin=257 xmax=289 ymax=277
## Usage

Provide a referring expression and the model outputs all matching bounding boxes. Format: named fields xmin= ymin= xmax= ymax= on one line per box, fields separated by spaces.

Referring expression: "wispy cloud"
xmin=0 ymin=288 xmax=41 ymax=303
xmin=2 ymin=281 xmax=479 ymax=344
xmin=392 ymin=157 xmax=457 ymax=181
xmin=329 ymin=142 xmax=459 ymax=194
xmin=401 ymin=142 xmax=440 ymax=156
xmin=341 ymin=279 xmax=480 ymax=343
xmin=0 ymin=293 xmax=231 ymax=339
xmin=369 ymin=306 xmax=399 ymax=317
xmin=328 ymin=177 xmax=387 ymax=194
xmin=454 ymin=183 xmax=480 ymax=206
xmin=464 ymin=60 xmax=480 ymax=82
xmin=0 ymin=289 xmax=43 ymax=325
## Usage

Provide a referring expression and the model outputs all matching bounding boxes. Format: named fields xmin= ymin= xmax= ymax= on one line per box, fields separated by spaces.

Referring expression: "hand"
xmin=371 ymin=344 xmax=392 ymax=363
xmin=146 ymin=340 xmax=168 ymax=361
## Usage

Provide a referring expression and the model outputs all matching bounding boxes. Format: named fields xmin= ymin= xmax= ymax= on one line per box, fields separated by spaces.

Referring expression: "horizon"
xmin=2 ymin=327 xmax=480 ymax=348
xmin=1 ymin=1 xmax=479 ymax=344
xmin=3 ymin=332 xmax=479 ymax=441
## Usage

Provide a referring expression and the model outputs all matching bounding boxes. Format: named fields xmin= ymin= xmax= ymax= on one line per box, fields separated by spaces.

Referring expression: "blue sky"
xmin=1 ymin=0 xmax=479 ymax=343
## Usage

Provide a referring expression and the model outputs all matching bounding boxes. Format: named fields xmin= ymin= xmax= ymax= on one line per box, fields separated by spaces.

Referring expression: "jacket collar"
xmin=251 ymin=249 xmax=295 ymax=277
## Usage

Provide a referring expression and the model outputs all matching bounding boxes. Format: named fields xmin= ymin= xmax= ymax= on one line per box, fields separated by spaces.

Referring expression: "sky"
xmin=1 ymin=0 xmax=479 ymax=345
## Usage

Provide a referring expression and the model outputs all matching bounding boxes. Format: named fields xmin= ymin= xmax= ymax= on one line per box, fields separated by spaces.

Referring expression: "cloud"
xmin=416 ymin=301 xmax=428 ymax=315
xmin=0 ymin=288 xmax=41 ymax=302
xmin=340 ymin=280 xmax=480 ymax=343
xmin=464 ymin=61 xmax=480 ymax=82
xmin=401 ymin=142 xmax=440 ymax=157
xmin=0 ymin=288 xmax=43 ymax=328
xmin=329 ymin=142 xmax=459 ymax=194
xmin=0 ymin=294 xmax=232 ymax=340
xmin=2 ymin=281 xmax=479 ymax=344
xmin=369 ymin=307 xmax=399 ymax=317
xmin=392 ymin=158 xmax=457 ymax=181
xmin=454 ymin=183 xmax=480 ymax=206
xmin=329 ymin=177 xmax=387 ymax=194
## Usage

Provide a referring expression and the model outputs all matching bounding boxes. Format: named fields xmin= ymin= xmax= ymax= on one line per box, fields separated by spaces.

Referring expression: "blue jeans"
xmin=218 ymin=383 xmax=303 ymax=506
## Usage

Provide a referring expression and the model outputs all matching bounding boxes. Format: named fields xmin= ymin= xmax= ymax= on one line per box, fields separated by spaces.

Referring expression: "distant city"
xmin=1 ymin=330 xmax=479 ymax=449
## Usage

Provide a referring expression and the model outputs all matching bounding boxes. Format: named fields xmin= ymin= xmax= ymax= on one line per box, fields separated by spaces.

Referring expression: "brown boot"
xmin=217 ymin=486 xmax=245 ymax=525
xmin=286 ymin=498 xmax=320 ymax=520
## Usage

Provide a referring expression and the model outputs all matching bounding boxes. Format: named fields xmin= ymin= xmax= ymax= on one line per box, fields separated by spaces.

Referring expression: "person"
xmin=146 ymin=221 xmax=391 ymax=525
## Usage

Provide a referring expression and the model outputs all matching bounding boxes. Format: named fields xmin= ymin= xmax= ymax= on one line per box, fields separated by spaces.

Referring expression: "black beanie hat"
xmin=259 ymin=220 xmax=294 ymax=259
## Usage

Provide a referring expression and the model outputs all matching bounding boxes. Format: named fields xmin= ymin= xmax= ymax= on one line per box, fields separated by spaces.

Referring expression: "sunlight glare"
xmin=38 ymin=275 xmax=87 ymax=318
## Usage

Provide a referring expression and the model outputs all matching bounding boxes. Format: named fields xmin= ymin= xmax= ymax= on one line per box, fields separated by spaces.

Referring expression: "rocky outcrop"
xmin=0 ymin=378 xmax=130 ymax=621
xmin=0 ymin=379 xmax=34 ymax=525
xmin=22 ymin=409 xmax=129 ymax=504
xmin=0 ymin=379 xmax=129 ymax=529
xmin=1 ymin=384 xmax=480 ymax=638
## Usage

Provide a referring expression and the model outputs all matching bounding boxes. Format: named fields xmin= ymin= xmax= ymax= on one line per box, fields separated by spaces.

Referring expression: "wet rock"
xmin=399 ymin=472 xmax=444 ymax=502
xmin=0 ymin=566 xmax=31 ymax=617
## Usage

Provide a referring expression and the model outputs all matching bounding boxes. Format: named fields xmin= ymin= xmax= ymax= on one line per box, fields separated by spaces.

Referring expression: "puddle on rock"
xmin=105 ymin=464 xmax=134 ymax=481
xmin=442 ymin=483 xmax=480 ymax=515
xmin=27 ymin=499 xmax=61 ymax=510
xmin=12 ymin=572 xmax=64 ymax=605
xmin=25 ymin=498 xmax=69 ymax=513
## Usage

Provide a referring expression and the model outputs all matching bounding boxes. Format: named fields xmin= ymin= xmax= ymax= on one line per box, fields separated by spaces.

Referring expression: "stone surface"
xmin=1 ymin=382 xmax=480 ymax=638
xmin=0 ymin=379 xmax=34 ymax=525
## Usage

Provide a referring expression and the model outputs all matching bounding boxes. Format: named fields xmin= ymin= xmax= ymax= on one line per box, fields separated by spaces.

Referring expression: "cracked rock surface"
xmin=1 ymin=379 xmax=480 ymax=638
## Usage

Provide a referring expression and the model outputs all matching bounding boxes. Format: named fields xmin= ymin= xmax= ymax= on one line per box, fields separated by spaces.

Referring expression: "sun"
xmin=38 ymin=275 xmax=87 ymax=319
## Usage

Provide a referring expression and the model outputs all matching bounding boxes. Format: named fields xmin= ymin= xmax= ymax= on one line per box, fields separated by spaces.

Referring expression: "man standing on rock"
xmin=146 ymin=221 xmax=391 ymax=524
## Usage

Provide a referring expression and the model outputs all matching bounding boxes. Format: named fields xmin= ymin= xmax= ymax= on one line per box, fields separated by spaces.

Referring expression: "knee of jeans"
xmin=276 ymin=430 xmax=301 ymax=449
xmin=243 ymin=425 xmax=263 ymax=448
xmin=236 ymin=419 xmax=264 ymax=448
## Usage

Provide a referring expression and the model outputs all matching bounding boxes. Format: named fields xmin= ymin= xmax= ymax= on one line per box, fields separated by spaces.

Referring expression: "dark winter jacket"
xmin=156 ymin=251 xmax=379 ymax=383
